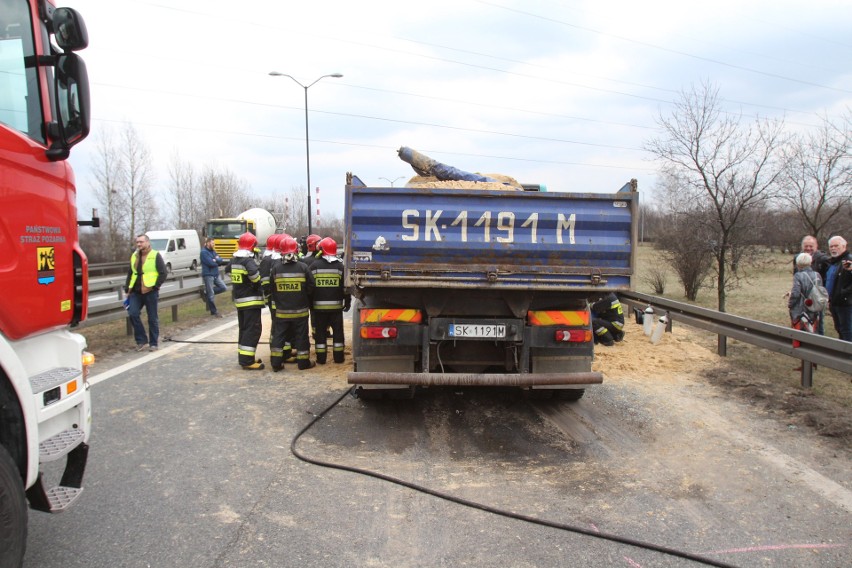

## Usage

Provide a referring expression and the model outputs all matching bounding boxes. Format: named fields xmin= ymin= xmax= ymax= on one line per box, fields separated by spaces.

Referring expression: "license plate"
xmin=448 ymin=324 xmax=506 ymax=338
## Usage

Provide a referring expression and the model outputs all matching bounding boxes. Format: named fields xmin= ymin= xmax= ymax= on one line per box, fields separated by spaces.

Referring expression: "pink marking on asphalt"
xmin=708 ymin=543 xmax=846 ymax=554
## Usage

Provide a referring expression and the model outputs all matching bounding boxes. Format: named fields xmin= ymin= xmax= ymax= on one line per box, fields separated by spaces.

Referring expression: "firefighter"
xmin=591 ymin=292 xmax=625 ymax=347
xmin=302 ymin=234 xmax=323 ymax=268
xmin=302 ymin=233 xmax=323 ymax=340
xmin=226 ymin=232 xmax=266 ymax=370
xmin=269 ymin=236 xmax=316 ymax=371
xmin=310 ymin=237 xmax=350 ymax=364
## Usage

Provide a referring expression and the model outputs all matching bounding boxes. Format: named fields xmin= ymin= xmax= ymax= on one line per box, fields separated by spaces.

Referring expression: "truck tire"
xmin=190 ymin=259 xmax=198 ymax=271
xmin=165 ymin=263 xmax=173 ymax=275
xmin=0 ymin=445 xmax=27 ymax=568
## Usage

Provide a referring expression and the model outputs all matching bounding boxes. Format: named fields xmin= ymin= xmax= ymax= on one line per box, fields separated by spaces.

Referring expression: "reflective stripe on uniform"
xmin=275 ymin=309 xmax=310 ymax=319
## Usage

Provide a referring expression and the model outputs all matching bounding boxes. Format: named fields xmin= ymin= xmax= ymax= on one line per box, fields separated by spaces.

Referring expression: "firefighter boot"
xmin=333 ymin=343 xmax=345 ymax=364
xmin=315 ymin=342 xmax=328 ymax=364
xmin=242 ymin=359 xmax=265 ymax=371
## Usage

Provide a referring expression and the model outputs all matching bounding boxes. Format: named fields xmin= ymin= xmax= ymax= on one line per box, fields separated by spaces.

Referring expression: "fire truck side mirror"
xmin=50 ymin=8 xmax=89 ymax=51
xmin=46 ymin=52 xmax=91 ymax=161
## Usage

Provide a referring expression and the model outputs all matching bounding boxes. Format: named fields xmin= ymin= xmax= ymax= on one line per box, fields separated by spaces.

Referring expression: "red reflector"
xmin=360 ymin=326 xmax=398 ymax=339
xmin=555 ymin=329 xmax=591 ymax=342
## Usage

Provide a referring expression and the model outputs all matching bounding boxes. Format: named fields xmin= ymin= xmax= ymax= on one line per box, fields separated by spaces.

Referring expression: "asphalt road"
xmin=24 ymin=316 xmax=851 ymax=568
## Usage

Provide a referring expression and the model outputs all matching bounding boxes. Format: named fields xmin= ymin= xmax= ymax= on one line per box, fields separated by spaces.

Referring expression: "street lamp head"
xmin=330 ymin=73 xmax=343 ymax=78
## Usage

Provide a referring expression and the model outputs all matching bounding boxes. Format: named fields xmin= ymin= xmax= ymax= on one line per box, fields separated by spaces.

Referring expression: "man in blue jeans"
xmin=201 ymin=237 xmax=228 ymax=318
xmin=125 ymin=234 xmax=168 ymax=351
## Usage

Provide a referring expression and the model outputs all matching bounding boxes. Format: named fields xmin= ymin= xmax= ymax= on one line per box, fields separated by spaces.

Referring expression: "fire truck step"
xmin=45 ymin=485 xmax=83 ymax=512
xmin=39 ymin=428 xmax=85 ymax=463
xmin=29 ymin=366 xmax=80 ymax=394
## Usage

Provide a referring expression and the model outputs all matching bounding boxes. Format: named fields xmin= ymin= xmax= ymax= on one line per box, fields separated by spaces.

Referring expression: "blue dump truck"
xmin=344 ymin=173 xmax=638 ymax=399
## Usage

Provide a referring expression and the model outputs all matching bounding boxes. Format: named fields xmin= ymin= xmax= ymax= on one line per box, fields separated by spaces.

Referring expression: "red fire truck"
xmin=0 ymin=0 xmax=94 ymax=564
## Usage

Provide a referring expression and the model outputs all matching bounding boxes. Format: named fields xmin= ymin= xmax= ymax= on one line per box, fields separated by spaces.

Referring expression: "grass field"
xmin=633 ymin=243 xmax=850 ymax=409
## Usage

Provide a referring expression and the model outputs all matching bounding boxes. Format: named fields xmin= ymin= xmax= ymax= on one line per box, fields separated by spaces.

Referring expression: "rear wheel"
xmin=166 ymin=263 xmax=173 ymax=275
xmin=190 ymin=260 xmax=198 ymax=271
xmin=0 ymin=445 xmax=27 ymax=567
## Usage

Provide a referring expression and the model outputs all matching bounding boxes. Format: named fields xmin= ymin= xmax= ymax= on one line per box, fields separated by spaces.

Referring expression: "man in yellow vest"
xmin=124 ymin=233 xmax=168 ymax=351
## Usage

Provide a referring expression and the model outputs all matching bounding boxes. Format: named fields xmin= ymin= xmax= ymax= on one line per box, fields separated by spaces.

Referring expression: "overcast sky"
xmin=61 ymin=0 xmax=852 ymax=226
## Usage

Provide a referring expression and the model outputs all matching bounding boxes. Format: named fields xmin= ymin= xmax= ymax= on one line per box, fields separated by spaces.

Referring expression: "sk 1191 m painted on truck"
xmin=0 ymin=0 xmax=95 ymax=564
xmin=344 ymin=173 xmax=638 ymax=399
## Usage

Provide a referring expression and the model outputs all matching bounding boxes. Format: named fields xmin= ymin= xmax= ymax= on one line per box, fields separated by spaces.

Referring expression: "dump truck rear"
xmin=344 ymin=174 xmax=638 ymax=398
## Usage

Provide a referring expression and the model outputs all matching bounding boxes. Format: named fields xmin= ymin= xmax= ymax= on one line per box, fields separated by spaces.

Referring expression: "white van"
xmin=146 ymin=230 xmax=201 ymax=274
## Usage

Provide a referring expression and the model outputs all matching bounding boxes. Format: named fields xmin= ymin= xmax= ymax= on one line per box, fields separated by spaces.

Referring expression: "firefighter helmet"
xmin=238 ymin=232 xmax=257 ymax=251
xmin=281 ymin=236 xmax=299 ymax=255
xmin=266 ymin=234 xmax=277 ymax=250
xmin=306 ymin=234 xmax=322 ymax=252
xmin=318 ymin=237 xmax=338 ymax=256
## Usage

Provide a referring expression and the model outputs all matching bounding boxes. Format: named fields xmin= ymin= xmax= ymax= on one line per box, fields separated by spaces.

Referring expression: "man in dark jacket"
xmin=825 ymin=236 xmax=852 ymax=342
xmin=200 ymin=237 xmax=228 ymax=318
xmin=125 ymin=234 xmax=168 ymax=351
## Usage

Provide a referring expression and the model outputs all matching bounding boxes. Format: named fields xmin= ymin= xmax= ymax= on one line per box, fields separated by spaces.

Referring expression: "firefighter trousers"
xmin=313 ymin=310 xmax=345 ymax=364
xmin=237 ymin=307 xmax=263 ymax=366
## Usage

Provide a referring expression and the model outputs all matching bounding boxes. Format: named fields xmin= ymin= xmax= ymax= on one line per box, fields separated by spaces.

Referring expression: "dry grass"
xmin=80 ymin=298 xmax=235 ymax=363
xmin=634 ymin=243 xmax=851 ymax=409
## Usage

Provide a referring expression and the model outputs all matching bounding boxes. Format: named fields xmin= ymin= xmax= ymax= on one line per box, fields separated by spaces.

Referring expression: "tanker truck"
xmin=345 ymin=166 xmax=637 ymax=400
xmin=205 ymin=208 xmax=277 ymax=258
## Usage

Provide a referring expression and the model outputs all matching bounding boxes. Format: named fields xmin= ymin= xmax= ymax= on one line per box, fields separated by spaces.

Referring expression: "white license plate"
xmin=448 ymin=324 xmax=506 ymax=338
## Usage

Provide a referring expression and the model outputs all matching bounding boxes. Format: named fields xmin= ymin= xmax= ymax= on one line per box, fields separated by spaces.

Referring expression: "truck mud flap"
xmin=348 ymin=371 xmax=602 ymax=387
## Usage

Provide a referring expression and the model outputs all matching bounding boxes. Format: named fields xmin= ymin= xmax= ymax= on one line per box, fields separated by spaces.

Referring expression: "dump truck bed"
xmin=344 ymin=182 xmax=638 ymax=292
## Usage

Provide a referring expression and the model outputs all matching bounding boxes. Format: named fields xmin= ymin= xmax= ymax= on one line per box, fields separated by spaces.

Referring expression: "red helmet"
xmin=306 ymin=234 xmax=322 ymax=252
xmin=238 ymin=232 xmax=258 ymax=251
xmin=318 ymin=237 xmax=337 ymax=256
xmin=281 ymin=236 xmax=299 ymax=255
xmin=266 ymin=234 xmax=278 ymax=250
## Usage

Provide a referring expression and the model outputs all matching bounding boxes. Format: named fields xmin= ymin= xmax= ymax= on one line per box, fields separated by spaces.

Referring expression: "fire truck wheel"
xmin=0 ymin=445 xmax=27 ymax=566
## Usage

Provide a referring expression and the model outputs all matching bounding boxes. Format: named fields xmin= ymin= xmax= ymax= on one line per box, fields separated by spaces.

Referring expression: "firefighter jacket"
xmin=270 ymin=259 xmax=314 ymax=319
xmin=125 ymin=249 xmax=167 ymax=293
xmin=591 ymin=293 xmax=625 ymax=329
xmin=258 ymin=252 xmax=278 ymax=303
xmin=310 ymin=256 xmax=349 ymax=311
xmin=226 ymin=252 xmax=265 ymax=310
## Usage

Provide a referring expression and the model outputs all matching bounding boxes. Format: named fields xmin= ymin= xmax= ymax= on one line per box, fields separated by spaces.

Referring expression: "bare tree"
xmin=166 ymin=151 xmax=199 ymax=230
xmin=277 ymin=186 xmax=309 ymax=236
xmin=197 ymin=164 xmax=252 ymax=223
xmin=780 ymin=110 xmax=852 ymax=245
xmin=119 ymin=123 xmax=158 ymax=240
xmin=89 ymin=123 xmax=158 ymax=259
xmin=89 ymin=127 xmax=127 ymax=260
xmin=646 ymin=81 xmax=786 ymax=311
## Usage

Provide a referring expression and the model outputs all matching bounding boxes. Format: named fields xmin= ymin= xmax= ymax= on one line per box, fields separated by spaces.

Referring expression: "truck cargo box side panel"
xmin=345 ymin=186 xmax=635 ymax=291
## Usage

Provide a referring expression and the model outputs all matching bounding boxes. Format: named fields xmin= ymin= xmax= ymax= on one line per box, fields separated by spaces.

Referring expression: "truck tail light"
xmin=360 ymin=326 xmax=398 ymax=339
xmin=555 ymin=329 xmax=591 ymax=342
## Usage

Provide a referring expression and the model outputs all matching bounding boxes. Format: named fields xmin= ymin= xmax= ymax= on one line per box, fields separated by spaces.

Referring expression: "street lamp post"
xmin=379 ymin=176 xmax=404 ymax=187
xmin=269 ymin=71 xmax=343 ymax=235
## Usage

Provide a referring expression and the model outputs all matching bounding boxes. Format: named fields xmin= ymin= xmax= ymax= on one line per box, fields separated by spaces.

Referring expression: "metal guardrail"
xmin=619 ymin=291 xmax=852 ymax=388
xmin=87 ymin=262 xmax=128 ymax=277
xmin=79 ymin=273 xmax=850 ymax=387
xmin=81 ymin=277 xmax=208 ymax=329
